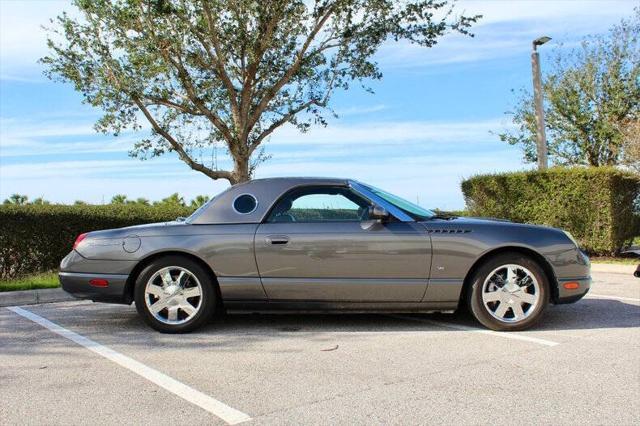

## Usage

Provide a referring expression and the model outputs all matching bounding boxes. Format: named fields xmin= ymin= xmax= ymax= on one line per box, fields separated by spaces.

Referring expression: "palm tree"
xmin=3 ymin=194 xmax=28 ymax=205
xmin=190 ymin=195 xmax=211 ymax=209
xmin=132 ymin=197 xmax=150 ymax=206
xmin=155 ymin=193 xmax=185 ymax=207
xmin=30 ymin=197 xmax=50 ymax=205
xmin=110 ymin=194 xmax=128 ymax=204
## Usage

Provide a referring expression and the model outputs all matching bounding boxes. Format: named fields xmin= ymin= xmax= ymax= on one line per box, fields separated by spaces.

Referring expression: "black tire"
xmin=466 ymin=253 xmax=550 ymax=331
xmin=134 ymin=255 xmax=216 ymax=333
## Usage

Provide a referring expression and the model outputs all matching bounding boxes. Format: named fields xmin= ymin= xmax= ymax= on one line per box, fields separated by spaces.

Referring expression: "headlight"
xmin=563 ymin=230 xmax=580 ymax=248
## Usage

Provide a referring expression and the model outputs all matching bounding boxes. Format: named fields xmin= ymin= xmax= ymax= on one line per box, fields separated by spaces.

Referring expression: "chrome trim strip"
xmin=557 ymin=276 xmax=591 ymax=281
xmin=59 ymin=272 xmax=129 ymax=279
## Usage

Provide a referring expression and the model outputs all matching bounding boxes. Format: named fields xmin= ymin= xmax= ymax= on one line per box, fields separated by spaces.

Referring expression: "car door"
xmin=253 ymin=186 xmax=431 ymax=302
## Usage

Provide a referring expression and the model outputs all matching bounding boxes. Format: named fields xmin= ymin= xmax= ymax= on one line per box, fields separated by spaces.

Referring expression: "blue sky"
xmin=0 ymin=0 xmax=637 ymax=209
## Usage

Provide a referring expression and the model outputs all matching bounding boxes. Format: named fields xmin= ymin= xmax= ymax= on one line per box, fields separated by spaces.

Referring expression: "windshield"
xmin=360 ymin=183 xmax=435 ymax=220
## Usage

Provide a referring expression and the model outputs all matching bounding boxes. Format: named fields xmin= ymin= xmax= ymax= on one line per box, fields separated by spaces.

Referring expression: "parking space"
xmin=1 ymin=271 xmax=639 ymax=425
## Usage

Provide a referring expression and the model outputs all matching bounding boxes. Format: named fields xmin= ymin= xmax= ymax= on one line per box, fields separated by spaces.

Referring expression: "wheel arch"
xmin=124 ymin=250 xmax=223 ymax=308
xmin=458 ymin=245 xmax=559 ymax=307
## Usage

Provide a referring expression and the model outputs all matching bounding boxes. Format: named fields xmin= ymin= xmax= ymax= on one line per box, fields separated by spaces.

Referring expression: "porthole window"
xmin=233 ymin=194 xmax=258 ymax=214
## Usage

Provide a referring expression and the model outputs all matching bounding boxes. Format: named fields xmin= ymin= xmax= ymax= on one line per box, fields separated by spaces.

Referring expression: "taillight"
xmin=73 ymin=233 xmax=88 ymax=250
xmin=89 ymin=278 xmax=109 ymax=287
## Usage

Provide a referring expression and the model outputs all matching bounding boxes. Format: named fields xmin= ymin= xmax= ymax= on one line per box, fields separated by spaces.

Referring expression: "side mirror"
xmin=368 ymin=205 xmax=390 ymax=222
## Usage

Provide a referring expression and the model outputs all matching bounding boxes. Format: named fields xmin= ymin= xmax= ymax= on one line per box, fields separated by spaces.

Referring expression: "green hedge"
xmin=0 ymin=204 xmax=194 ymax=279
xmin=461 ymin=167 xmax=640 ymax=255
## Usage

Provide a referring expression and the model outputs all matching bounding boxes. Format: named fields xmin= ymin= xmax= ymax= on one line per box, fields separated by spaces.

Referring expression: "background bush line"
xmin=0 ymin=204 xmax=194 ymax=279
xmin=3 ymin=192 xmax=210 ymax=208
xmin=462 ymin=167 xmax=640 ymax=255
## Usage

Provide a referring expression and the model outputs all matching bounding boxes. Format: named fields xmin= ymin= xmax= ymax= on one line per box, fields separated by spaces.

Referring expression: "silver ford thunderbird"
xmin=60 ymin=177 xmax=590 ymax=333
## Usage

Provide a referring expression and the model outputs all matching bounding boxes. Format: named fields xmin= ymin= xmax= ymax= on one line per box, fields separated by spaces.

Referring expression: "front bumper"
xmin=59 ymin=272 xmax=130 ymax=304
xmin=555 ymin=276 xmax=591 ymax=304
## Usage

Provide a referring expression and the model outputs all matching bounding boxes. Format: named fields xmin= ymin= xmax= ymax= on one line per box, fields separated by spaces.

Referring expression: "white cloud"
xmin=1 ymin=159 xmax=142 ymax=179
xmin=1 ymin=113 xmax=512 ymax=158
xmin=1 ymin=0 xmax=636 ymax=80
xmin=0 ymin=116 xmax=522 ymax=209
xmin=334 ymin=104 xmax=387 ymax=116
xmin=268 ymin=117 xmax=512 ymax=146
xmin=1 ymin=118 xmax=95 ymax=139
xmin=0 ymin=0 xmax=72 ymax=80
xmin=1 ymin=148 xmax=524 ymax=210
xmin=377 ymin=0 xmax=637 ymax=69
xmin=0 ymin=115 xmax=152 ymax=157
xmin=457 ymin=0 xmax=634 ymax=26
xmin=0 ymin=73 xmax=48 ymax=83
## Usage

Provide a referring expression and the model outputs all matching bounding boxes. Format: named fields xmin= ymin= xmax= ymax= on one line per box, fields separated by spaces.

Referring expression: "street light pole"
xmin=531 ymin=36 xmax=551 ymax=170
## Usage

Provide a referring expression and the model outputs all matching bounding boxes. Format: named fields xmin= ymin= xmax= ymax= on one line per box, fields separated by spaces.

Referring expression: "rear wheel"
xmin=466 ymin=253 xmax=549 ymax=331
xmin=134 ymin=256 xmax=216 ymax=333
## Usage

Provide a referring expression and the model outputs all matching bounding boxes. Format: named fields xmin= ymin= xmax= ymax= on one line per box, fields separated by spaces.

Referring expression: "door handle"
xmin=266 ymin=235 xmax=289 ymax=245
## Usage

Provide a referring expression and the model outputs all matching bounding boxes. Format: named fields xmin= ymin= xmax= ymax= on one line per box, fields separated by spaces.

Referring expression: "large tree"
xmin=43 ymin=0 xmax=478 ymax=184
xmin=498 ymin=9 xmax=640 ymax=169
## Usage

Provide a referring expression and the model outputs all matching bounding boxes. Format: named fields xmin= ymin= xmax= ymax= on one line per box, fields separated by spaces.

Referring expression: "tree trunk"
xmin=230 ymin=155 xmax=251 ymax=185
xmin=586 ymin=147 xmax=600 ymax=167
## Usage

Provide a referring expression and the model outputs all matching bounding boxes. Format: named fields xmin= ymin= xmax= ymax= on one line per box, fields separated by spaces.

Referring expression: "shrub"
xmin=433 ymin=208 xmax=469 ymax=217
xmin=461 ymin=167 xmax=640 ymax=255
xmin=0 ymin=204 xmax=194 ymax=279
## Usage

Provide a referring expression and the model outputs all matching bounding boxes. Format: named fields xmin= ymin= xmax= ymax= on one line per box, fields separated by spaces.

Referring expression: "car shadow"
xmin=209 ymin=297 xmax=639 ymax=332
xmin=535 ymin=298 xmax=640 ymax=331
xmin=1 ymin=297 xmax=638 ymax=356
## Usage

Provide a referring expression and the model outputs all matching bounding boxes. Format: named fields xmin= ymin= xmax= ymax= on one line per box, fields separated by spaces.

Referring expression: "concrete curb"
xmin=591 ymin=263 xmax=637 ymax=275
xmin=0 ymin=288 xmax=76 ymax=308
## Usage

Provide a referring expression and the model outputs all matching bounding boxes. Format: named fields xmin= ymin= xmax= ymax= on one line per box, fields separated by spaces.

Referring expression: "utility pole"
xmin=531 ymin=36 xmax=551 ymax=170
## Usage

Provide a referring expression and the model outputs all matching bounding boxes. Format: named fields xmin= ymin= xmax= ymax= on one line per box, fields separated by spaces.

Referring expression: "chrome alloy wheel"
xmin=481 ymin=264 xmax=540 ymax=323
xmin=144 ymin=266 xmax=203 ymax=325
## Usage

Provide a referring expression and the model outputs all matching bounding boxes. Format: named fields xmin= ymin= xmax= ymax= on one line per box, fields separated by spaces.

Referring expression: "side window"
xmin=267 ymin=188 xmax=370 ymax=223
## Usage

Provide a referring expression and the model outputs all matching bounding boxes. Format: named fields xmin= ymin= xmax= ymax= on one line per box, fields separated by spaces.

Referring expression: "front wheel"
xmin=466 ymin=253 xmax=550 ymax=331
xmin=134 ymin=256 xmax=216 ymax=333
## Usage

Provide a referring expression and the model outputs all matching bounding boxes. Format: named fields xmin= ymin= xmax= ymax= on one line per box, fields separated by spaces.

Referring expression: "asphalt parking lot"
xmin=1 ymin=271 xmax=639 ymax=425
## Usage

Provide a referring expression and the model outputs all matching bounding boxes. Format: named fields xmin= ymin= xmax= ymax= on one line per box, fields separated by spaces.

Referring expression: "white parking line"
xmin=7 ymin=306 xmax=251 ymax=425
xmin=586 ymin=294 xmax=640 ymax=303
xmin=388 ymin=315 xmax=560 ymax=347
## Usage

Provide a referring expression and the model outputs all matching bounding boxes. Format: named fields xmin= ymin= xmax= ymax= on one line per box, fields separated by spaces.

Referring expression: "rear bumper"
xmin=555 ymin=276 xmax=591 ymax=304
xmin=59 ymin=272 xmax=130 ymax=304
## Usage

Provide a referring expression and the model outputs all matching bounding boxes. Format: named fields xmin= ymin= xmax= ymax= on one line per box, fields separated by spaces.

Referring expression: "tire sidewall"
xmin=467 ymin=253 xmax=550 ymax=331
xmin=134 ymin=256 xmax=216 ymax=333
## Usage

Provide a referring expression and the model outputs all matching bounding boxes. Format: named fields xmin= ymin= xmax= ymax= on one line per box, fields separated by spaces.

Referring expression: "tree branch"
xmin=133 ymin=96 xmax=232 ymax=181
xmin=163 ymin=49 xmax=236 ymax=144
xmin=138 ymin=5 xmax=236 ymax=145
xmin=143 ymin=95 xmax=203 ymax=115
xmin=248 ymin=36 xmax=345 ymax=155
xmin=201 ymin=1 xmax=242 ymax=128
xmin=250 ymin=98 xmax=324 ymax=152
xmin=247 ymin=3 xmax=337 ymax=131
xmin=238 ymin=6 xmax=283 ymax=141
